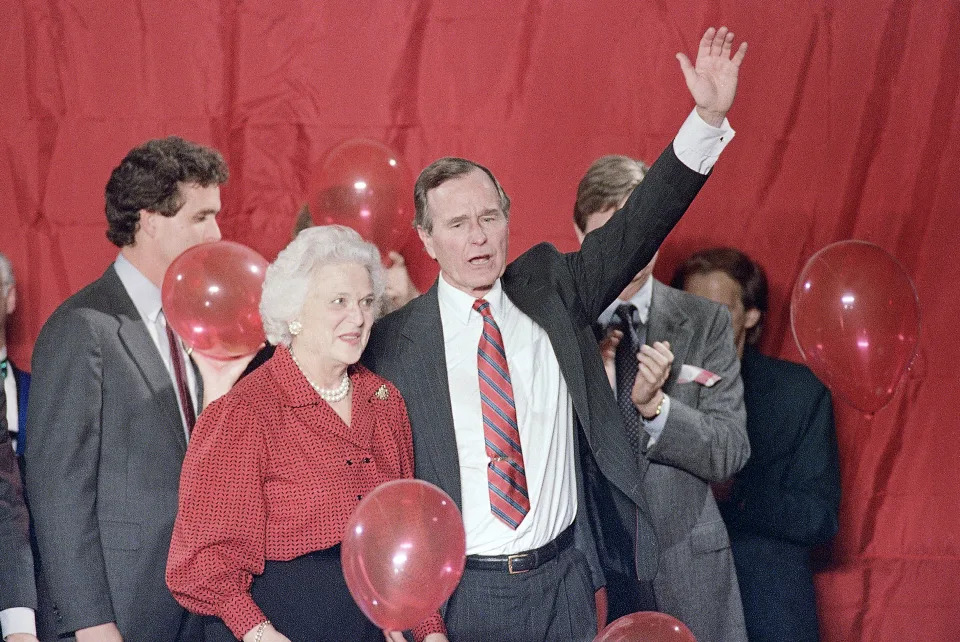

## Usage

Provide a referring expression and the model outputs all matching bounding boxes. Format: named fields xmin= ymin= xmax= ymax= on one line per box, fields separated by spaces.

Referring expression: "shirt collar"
xmin=0 ymin=346 xmax=7 ymax=362
xmin=114 ymin=253 xmax=163 ymax=324
xmin=436 ymin=272 xmax=506 ymax=325
xmin=598 ymin=276 xmax=653 ymax=327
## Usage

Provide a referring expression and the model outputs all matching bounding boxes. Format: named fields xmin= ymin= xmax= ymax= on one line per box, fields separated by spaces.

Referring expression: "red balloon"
xmin=595 ymin=612 xmax=696 ymax=642
xmin=790 ymin=240 xmax=921 ymax=413
xmin=161 ymin=241 xmax=268 ymax=359
xmin=341 ymin=479 xmax=466 ymax=631
xmin=308 ymin=138 xmax=414 ymax=254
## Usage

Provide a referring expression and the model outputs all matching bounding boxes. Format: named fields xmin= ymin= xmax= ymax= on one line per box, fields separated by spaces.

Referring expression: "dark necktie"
xmin=1 ymin=358 xmax=10 ymax=446
xmin=164 ymin=323 xmax=197 ymax=433
xmin=474 ymin=298 xmax=530 ymax=529
xmin=609 ymin=304 xmax=659 ymax=586
xmin=612 ymin=303 xmax=641 ymax=452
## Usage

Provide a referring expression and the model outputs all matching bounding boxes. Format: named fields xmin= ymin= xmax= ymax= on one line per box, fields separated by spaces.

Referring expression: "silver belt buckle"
xmin=507 ymin=553 xmax=529 ymax=574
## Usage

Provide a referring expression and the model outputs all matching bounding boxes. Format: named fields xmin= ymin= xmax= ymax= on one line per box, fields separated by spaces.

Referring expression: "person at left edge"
xmin=0 ymin=253 xmax=38 ymax=642
xmin=0 ymin=253 xmax=30 ymax=460
xmin=24 ymin=137 xmax=252 ymax=642
xmin=166 ymin=225 xmax=448 ymax=642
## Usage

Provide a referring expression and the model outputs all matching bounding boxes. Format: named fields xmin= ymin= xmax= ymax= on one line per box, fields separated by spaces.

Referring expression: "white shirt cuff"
xmin=0 ymin=607 xmax=37 ymax=638
xmin=672 ymin=108 xmax=735 ymax=174
xmin=642 ymin=394 xmax=671 ymax=446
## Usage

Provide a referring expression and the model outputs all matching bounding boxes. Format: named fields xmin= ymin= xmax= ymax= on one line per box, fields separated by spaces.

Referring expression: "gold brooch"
xmin=374 ymin=384 xmax=389 ymax=400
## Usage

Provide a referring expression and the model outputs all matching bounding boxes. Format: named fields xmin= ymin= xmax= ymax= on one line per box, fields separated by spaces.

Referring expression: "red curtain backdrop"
xmin=2 ymin=1 xmax=958 ymax=639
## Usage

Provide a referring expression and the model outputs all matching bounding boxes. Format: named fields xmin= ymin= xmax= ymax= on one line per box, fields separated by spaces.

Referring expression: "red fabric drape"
xmin=1 ymin=2 xmax=958 ymax=639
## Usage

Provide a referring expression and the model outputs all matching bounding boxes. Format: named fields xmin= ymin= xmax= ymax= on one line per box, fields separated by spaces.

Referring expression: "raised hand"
xmin=676 ymin=26 xmax=747 ymax=127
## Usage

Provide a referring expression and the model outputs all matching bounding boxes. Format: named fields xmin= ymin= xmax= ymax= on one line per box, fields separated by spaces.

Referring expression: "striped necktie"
xmin=474 ymin=299 xmax=530 ymax=529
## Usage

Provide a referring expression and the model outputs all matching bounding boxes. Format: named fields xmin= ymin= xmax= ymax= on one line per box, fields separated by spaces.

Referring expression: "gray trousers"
xmin=444 ymin=545 xmax=597 ymax=641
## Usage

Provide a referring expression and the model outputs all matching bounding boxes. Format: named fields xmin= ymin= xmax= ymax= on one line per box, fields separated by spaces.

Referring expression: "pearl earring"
xmin=288 ymin=320 xmax=303 ymax=336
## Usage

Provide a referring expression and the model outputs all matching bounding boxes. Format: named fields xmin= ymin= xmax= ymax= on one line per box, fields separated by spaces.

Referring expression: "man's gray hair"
xmin=260 ymin=225 xmax=386 ymax=346
xmin=0 ymin=252 xmax=14 ymax=298
xmin=413 ymin=157 xmax=511 ymax=233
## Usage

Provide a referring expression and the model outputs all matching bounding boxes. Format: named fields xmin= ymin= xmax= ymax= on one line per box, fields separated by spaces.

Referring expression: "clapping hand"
xmin=630 ymin=341 xmax=674 ymax=418
xmin=599 ymin=327 xmax=623 ymax=389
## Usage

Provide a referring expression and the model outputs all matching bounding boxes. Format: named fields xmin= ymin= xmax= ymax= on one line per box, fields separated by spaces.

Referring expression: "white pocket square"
xmin=677 ymin=365 xmax=721 ymax=387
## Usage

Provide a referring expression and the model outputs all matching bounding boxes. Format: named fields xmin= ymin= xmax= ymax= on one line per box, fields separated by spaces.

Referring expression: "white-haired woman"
xmin=166 ymin=226 xmax=447 ymax=642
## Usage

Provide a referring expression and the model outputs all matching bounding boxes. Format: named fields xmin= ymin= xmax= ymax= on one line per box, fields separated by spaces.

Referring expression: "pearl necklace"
xmin=289 ymin=350 xmax=351 ymax=403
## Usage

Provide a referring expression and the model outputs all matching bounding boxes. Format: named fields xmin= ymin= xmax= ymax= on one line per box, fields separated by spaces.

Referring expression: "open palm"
xmin=677 ymin=27 xmax=747 ymax=126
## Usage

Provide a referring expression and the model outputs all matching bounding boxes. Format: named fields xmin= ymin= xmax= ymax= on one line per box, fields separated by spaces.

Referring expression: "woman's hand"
xmin=193 ymin=349 xmax=258 ymax=410
xmin=383 ymin=633 xmax=449 ymax=642
xmin=242 ymin=621 xmax=291 ymax=642
xmin=75 ymin=623 xmax=123 ymax=642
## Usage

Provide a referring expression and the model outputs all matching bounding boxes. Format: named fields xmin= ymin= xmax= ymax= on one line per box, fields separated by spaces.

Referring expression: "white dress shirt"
xmin=0 ymin=606 xmax=36 ymax=639
xmin=439 ymin=276 xmax=577 ymax=555
xmin=437 ymin=108 xmax=731 ymax=555
xmin=114 ymin=254 xmax=198 ymax=440
xmin=1 ymin=347 xmax=17 ymax=451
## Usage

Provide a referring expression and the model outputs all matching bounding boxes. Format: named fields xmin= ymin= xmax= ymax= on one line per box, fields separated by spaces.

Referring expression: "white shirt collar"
xmin=436 ymin=272 xmax=507 ymax=326
xmin=598 ymin=276 xmax=653 ymax=327
xmin=114 ymin=253 xmax=163 ymax=324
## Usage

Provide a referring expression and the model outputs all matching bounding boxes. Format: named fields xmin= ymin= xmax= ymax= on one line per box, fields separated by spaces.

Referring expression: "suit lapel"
xmin=502 ymin=271 xmax=592 ymax=432
xmin=107 ymin=268 xmax=188 ymax=451
xmin=399 ymin=285 xmax=463 ymax=508
xmin=647 ymin=280 xmax=692 ymax=389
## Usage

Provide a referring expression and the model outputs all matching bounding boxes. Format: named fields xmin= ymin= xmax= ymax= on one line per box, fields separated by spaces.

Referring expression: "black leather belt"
xmin=465 ymin=525 xmax=575 ymax=574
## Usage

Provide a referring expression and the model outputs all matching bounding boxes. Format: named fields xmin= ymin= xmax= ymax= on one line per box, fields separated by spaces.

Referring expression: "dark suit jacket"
xmin=11 ymin=363 xmax=30 ymax=457
xmin=718 ymin=346 xmax=840 ymax=642
xmin=25 ymin=266 xmax=195 ymax=641
xmin=1 ymin=400 xmax=36 ymax=614
xmin=624 ymin=280 xmax=748 ymax=641
xmin=364 ymin=144 xmax=709 ymax=598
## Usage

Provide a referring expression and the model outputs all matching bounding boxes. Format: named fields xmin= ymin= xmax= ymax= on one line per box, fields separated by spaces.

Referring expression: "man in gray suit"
xmin=364 ymin=27 xmax=747 ymax=641
xmin=25 ymin=137 xmax=248 ymax=642
xmin=574 ymin=155 xmax=749 ymax=641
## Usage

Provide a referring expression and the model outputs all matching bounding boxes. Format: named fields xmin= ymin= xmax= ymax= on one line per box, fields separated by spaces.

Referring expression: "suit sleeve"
xmin=0 ymin=428 xmax=36 ymax=613
xmin=726 ymin=384 xmax=841 ymax=546
xmin=166 ymin=394 xmax=268 ymax=640
xmin=24 ymin=309 xmax=115 ymax=632
xmin=644 ymin=305 xmax=750 ymax=482
xmin=565 ymin=145 xmax=709 ymax=321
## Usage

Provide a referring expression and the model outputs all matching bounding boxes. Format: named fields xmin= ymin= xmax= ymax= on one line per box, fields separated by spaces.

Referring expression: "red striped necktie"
xmin=473 ymin=298 xmax=530 ymax=529
xmin=164 ymin=322 xmax=197 ymax=433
